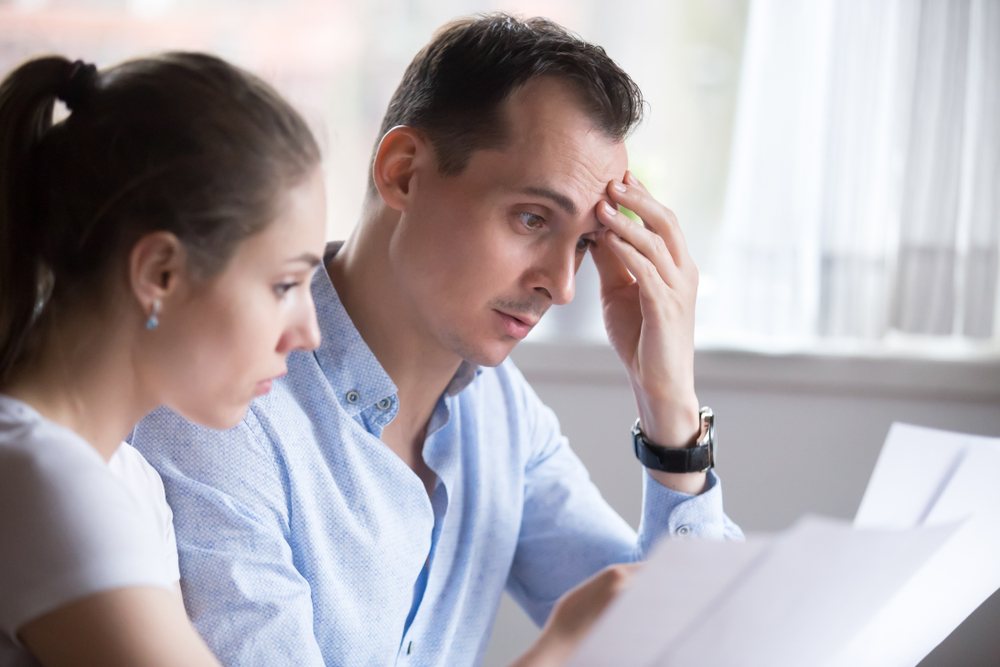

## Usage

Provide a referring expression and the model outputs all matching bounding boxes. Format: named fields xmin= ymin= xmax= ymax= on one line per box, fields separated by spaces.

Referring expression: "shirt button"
xmin=345 ymin=390 xmax=360 ymax=404
xmin=677 ymin=524 xmax=691 ymax=536
xmin=376 ymin=398 xmax=391 ymax=410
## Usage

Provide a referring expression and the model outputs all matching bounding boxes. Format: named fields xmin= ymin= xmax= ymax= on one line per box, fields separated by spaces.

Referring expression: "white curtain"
xmin=704 ymin=0 xmax=1000 ymax=343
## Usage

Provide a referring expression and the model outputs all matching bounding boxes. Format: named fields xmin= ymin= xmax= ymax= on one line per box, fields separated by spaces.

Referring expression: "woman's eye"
xmin=273 ymin=281 xmax=300 ymax=298
xmin=519 ymin=212 xmax=545 ymax=229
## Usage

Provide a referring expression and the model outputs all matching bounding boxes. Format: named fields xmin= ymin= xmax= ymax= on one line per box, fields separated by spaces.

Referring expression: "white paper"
xmin=568 ymin=423 xmax=1000 ymax=667
xmin=653 ymin=516 xmax=957 ymax=667
xmin=566 ymin=537 xmax=772 ymax=667
xmin=829 ymin=444 xmax=1000 ymax=667
xmin=854 ymin=422 xmax=973 ymax=529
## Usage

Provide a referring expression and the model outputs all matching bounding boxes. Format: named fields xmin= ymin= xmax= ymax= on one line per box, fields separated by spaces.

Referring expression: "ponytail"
xmin=0 ymin=57 xmax=79 ymax=383
xmin=0 ymin=53 xmax=320 ymax=384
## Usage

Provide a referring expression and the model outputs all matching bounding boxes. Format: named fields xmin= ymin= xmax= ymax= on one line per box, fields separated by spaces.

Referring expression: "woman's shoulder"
xmin=0 ymin=396 xmax=176 ymax=641
xmin=0 ymin=394 xmax=108 ymax=492
xmin=109 ymin=442 xmax=181 ymax=583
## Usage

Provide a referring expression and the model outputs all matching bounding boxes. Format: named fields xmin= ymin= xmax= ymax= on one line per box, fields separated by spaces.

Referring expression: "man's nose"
xmin=532 ymin=246 xmax=577 ymax=306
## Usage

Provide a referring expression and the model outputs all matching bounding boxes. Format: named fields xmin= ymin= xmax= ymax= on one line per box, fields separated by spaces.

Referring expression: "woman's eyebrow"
xmin=286 ymin=253 xmax=322 ymax=267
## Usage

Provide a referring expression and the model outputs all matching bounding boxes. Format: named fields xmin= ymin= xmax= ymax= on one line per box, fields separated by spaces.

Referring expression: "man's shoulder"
xmin=131 ymin=399 xmax=275 ymax=471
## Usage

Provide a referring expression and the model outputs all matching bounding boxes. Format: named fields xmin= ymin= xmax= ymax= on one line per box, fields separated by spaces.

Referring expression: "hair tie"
xmin=57 ymin=60 xmax=98 ymax=111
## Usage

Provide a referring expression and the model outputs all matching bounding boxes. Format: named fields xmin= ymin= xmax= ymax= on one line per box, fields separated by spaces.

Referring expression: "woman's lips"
xmin=254 ymin=371 xmax=286 ymax=397
xmin=496 ymin=310 xmax=536 ymax=340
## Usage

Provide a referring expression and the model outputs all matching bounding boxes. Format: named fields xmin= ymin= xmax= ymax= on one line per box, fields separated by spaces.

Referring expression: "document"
xmin=853 ymin=422 xmax=999 ymax=530
xmin=568 ymin=538 xmax=773 ymax=667
xmin=566 ymin=423 xmax=1000 ymax=667
xmin=830 ymin=434 xmax=1000 ymax=667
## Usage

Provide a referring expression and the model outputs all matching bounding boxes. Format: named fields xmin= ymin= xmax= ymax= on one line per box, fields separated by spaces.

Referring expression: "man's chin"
xmin=445 ymin=333 xmax=519 ymax=368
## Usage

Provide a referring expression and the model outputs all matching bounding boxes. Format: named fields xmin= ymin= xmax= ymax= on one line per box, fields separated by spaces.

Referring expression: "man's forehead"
xmin=497 ymin=79 xmax=628 ymax=191
xmin=496 ymin=137 xmax=628 ymax=211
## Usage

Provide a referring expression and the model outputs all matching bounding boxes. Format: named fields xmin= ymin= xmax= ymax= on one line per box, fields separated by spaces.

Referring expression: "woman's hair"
xmin=0 ymin=53 xmax=321 ymax=382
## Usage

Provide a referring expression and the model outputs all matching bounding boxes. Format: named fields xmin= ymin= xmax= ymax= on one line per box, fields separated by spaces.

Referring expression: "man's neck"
xmin=327 ymin=206 xmax=463 ymax=492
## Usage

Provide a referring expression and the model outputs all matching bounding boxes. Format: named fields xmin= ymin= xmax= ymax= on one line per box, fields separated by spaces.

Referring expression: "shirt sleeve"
xmin=159 ymin=485 xmax=181 ymax=585
xmin=130 ymin=406 xmax=325 ymax=667
xmin=503 ymin=368 xmax=743 ymax=626
xmin=0 ymin=433 xmax=173 ymax=641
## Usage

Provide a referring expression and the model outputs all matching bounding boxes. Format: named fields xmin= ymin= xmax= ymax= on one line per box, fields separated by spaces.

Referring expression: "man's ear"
xmin=372 ymin=126 xmax=429 ymax=212
xmin=128 ymin=231 xmax=186 ymax=318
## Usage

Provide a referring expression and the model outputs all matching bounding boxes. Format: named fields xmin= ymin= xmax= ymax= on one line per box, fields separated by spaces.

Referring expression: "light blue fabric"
xmin=131 ymin=252 xmax=743 ymax=667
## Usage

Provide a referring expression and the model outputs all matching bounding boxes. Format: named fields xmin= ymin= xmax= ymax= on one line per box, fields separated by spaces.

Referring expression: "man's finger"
xmin=607 ymin=175 xmax=692 ymax=269
xmin=601 ymin=230 xmax=669 ymax=301
xmin=598 ymin=200 xmax=682 ymax=287
xmin=590 ymin=227 xmax=635 ymax=293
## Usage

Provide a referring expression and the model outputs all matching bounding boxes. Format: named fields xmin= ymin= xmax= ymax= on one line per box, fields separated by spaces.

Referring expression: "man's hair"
xmin=369 ymin=13 xmax=644 ymax=193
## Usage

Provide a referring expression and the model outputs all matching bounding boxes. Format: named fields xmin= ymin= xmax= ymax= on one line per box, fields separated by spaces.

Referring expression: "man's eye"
xmin=519 ymin=212 xmax=545 ymax=229
xmin=576 ymin=237 xmax=596 ymax=253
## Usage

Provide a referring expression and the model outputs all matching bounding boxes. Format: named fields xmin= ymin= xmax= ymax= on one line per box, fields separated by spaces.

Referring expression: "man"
xmin=133 ymin=14 xmax=742 ymax=667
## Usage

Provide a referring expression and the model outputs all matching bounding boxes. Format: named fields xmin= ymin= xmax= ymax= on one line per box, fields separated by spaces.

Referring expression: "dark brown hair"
xmin=370 ymin=13 xmax=644 ymax=191
xmin=0 ymin=52 xmax=321 ymax=382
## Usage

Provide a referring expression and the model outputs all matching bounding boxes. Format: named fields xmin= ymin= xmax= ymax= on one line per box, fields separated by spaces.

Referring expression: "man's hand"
xmin=509 ymin=563 xmax=640 ymax=667
xmin=591 ymin=170 xmax=706 ymax=495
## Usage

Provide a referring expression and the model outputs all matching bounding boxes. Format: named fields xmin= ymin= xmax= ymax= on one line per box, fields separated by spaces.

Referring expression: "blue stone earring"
xmin=146 ymin=300 xmax=161 ymax=330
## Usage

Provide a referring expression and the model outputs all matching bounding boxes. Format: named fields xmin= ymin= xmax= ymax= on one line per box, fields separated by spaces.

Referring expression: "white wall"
xmin=482 ymin=343 xmax=1000 ymax=667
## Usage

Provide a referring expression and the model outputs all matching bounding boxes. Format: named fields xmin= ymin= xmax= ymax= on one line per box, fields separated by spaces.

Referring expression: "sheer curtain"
xmin=703 ymin=0 xmax=1000 ymax=345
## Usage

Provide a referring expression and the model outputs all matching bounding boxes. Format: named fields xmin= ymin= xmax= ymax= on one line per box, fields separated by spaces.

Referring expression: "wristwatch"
xmin=632 ymin=407 xmax=715 ymax=473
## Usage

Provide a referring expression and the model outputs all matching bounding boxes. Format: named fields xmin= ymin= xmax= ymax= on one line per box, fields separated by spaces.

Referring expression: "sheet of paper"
xmin=652 ymin=516 xmax=958 ymax=667
xmin=854 ymin=422 xmax=973 ymax=529
xmin=828 ymin=444 xmax=1000 ymax=667
xmin=566 ymin=537 xmax=773 ymax=667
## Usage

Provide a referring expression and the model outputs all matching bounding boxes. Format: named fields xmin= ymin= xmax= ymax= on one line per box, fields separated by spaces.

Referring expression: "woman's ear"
xmin=128 ymin=231 xmax=186 ymax=320
xmin=372 ymin=126 xmax=428 ymax=212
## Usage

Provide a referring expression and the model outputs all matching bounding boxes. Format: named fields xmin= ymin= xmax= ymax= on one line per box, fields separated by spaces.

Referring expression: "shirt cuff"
xmin=637 ymin=468 xmax=741 ymax=554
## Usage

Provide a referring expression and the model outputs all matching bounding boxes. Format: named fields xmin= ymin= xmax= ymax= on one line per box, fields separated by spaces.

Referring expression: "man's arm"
xmin=503 ymin=369 xmax=742 ymax=627
xmin=592 ymin=170 xmax=708 ymax=495
xmin=131 ymin=407 xmax=326 ymax=667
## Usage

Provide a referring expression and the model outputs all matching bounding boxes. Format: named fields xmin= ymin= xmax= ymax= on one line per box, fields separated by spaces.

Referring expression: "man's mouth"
xmin=495 ymin=310 xmax=537 ymax=340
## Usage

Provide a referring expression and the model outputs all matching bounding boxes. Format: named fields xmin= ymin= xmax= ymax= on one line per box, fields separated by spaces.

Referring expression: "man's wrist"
xmin=633 ymin=394 xmax=700 ymax=449
xmin=633 ymin=398 xmax=712 ymax=495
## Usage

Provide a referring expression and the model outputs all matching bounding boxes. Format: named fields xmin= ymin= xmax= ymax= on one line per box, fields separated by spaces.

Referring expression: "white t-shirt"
xmin=0 ymin=394 xmax=180 ymax=665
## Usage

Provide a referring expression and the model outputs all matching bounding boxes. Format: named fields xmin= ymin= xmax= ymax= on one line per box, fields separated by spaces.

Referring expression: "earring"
xmin=146 ymin=300 xmax=161 ymax=330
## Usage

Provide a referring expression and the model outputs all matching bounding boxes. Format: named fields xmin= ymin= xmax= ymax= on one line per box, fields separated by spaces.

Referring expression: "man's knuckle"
xmin=633 ymin=189 xmax=650 ymax=209
xmin=663 ymin=207 xmax=679 ymax=227
xmin=650 ymin=234 xmax=668 ymax=256
xmin=639 ymin=260 xmax=659 ymax=281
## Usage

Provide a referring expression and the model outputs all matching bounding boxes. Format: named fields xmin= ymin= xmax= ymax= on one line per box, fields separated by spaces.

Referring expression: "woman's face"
xmin=146 ymin=168 xmax=327 ymax=429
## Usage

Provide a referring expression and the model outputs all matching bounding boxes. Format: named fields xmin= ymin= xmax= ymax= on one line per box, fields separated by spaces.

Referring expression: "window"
xmin=11 ymin=0 xmax=990 ymax=353
xmin=698 ymin=0 xmax=1000 ymax=353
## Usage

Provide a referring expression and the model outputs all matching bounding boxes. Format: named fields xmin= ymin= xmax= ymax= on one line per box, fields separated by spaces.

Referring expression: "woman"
xmin=0 ymin=54 xmax=630 ymax=667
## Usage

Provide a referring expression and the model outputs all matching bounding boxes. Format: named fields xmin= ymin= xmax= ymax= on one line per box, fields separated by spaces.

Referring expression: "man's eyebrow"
xmin=286 ymin=253 xmax=323 ymax=267
xmin=519 ymin=186 xmax=579 ymax=216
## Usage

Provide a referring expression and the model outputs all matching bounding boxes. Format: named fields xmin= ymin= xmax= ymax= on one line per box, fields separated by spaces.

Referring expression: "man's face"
xmin=388 ymin=76 xmax=628 ymax=367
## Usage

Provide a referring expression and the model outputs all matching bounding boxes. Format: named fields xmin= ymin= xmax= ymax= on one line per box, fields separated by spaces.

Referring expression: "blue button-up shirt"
xmin=132 ymin=252 xmax=742 ymax=667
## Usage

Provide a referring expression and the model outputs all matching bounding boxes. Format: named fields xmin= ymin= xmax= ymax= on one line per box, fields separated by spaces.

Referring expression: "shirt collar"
xmin=314 ymin=242 xmax=482 ymax=413
xmin=445 ymin=361 xmax=483 ymax=397
xmin=311 ymin=243 xmax=397 ymax=416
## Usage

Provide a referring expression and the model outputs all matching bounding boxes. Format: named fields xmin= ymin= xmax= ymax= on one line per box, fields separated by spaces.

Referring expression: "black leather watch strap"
xmin=632 ymin=408 xmax=715 ymax=473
